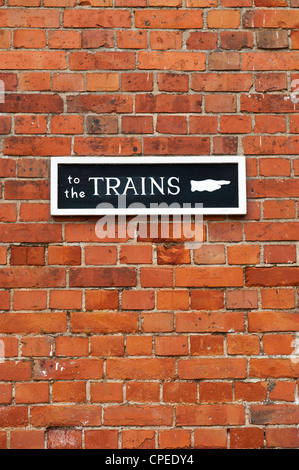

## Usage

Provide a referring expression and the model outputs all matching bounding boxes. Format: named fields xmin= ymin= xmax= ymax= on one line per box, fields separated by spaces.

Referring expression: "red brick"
xmin=21 ymin=336 xmax=54 ymax=357
xmin=122 ymin=290 xmax=155 ymax=310
xmin=56 ymin=337 xmax=89 ymax=357
xmin=157 ymin=246 xmax=190 ymax=265
xmin=230 ymin=428 xmax=264 ymax=449
xmin=227 ymin=245 xmax=260 ymax=264
xmin=87 ymin=115 xmax=118 ymax=134
xmin=126 ymin=336 xmax=153 ymax=356
xmin=221 ymin=31 xmax=253 ymax=50
xmin=117 ymin=30 xmax=147 ymax=49
xmin=176 ymin=267 xmax=243 ymax=287
xmin=159 ymin=430 xmax=191 ymax=449
xmin=186 ymin=32 xmax=217 ymax=50
xmin=121 ymin=73 xmax=153 ymax=91
xmin=49 ymin=290 xmax=82 ymax=310
xmin=64 ymin=10 xmax=131 ymax=28
xmin=141 ymin=313 xmax=174 ymax=332
xmin=189 ymin=116 xmax=218 ymax=134
xmin=156 ymin=336 xmax=188 ymax=356
xmin=70 ymin=312 xmax=138 ymax=334
xmin=177 ymin=312 xmax=244 ymax=333
xmin=81 ymin=30 xmax=114 ymax=48
xmin=0 ymin=407 xmax=28 ymax=427
xmin=0 ymin=313 xmax=66 ymax=334
xmin=48 ymin=30 xmax=81 ymax=49
xmin=51 ymin=115 xmax=84 ymax=134
xmin=69 ymin=267 xmax=136 ymax=287
xmin=255 ymin=116 xmax=286 ymax=134
xmin=156 ymin=115 xmax=188 ymax=134
xmin=263 ymin=334 xmax=295 ymax=355
xmin=192 ymin=73 xmax=252 ymax=91
xmin=250 ymin=359 xmax=299 ymax=378
xmin=0 ymin=9 xmax=59 ymax=27
xmin=0 ymin=203 xmax=17 ymax=222
xmin=15 ymin=115 xmax=47 ymax=135
xmin=261 ymin=289 xmax=295 ymax=309
xmin=178 ymin=358 xmax=247 ymax=379
xmin=227 ymin=334 xmax=260 ymax=355
xmin=226 ymin=290 xmax=258 ymax=309
xmin=90 ymin=336 xmax=124 ymax=357
xmin=138 ymin=51 xmax=206 ymax=71
xmin=13 ymin=290 xmax=47 ymax=311
xmin=86 ymin=73 xmax=119 ymax=92
xmin=10 ymin=430 xmax=44 ymax=450
xmin=199 ymin=382 xmax=233 ymax=403
xmin=220 ymin=115 xmax=252 ymax=133
xmin=163 ymin=382 xmax=197 ymax=403
xmin=4 ymin=137 xmax=70 ymax=156
xmin=126 ymin=382 xmax=159 ymax=403
xmin=246 ymin=267 xmax=299 ymax=286
xmin=194 ymin=429 xmax=227 ymax=449
xmin=190 ymin=290 xmax=224 ymax=310
xmin=85 ymin=430 xmax=118 ymax=450
xmin=235 ymin=382 xmax=267 ymax=402
xmin=269 ymin=382 xmax=296 ymax=402
xmin=11 ymin=246 xmax=45 ymax=266
xmin=90 ymin=382 xmax=124 ymax=404
xmin=122 ymin=116 xmax=153 ymax=134
xmin=69 ymin=51 xmax=135 ymax=70
xmin=122 ymin=430 xmax=155 ymax=449
xmin=243 ymin=10 xmax=299 ymax=28
xmin=15 ymin=383 xmax=49 ymax=404
xmin=249 ymin=312 xmax=299 ymax=332
xmin=176 ymin=404 xmax=245 ymax=426
xmin=190 ymin=335 xmax=224 ymax=355
xmin=250 ymin=405 xmax=299 ymax=425
xmin=0 ymin=384 xmax=12 ymax=404
xmin=106 ymin=358 xmax=175 ymax=380
xmin=266 ymin=428 xmax=299 ymax=448
xmin=52 ymin=381 xmax=86 ymax=403
xmin=14 ymin=30 xmax=46 ymax=49
xmin=255 ymin=73 xmax=287 ymax=92
xmin=120 ymin=245 xmax=152 ymax=264
xmin=104 ymin=405 xmax=173 ymax=426
xmin=135 ymin=10 xmax=203 ymax=29
xmin=47 ymin=430 xmax=81 ymax=449
xmin=150 ymin=31 xmax=182 ymax=50
xmin=213 ymin=136 xmax=238 ymax=154
xmin=18 ymin=72 xmax=51 ymax=91
xmin=31 ymin=405 xmax=102 ymax=427
xmin=85 ymin=290 xmax=119 ymax=310
xmin=33 ymin=359 xmax=103 ymax=380
xmin=140 ymin=268 xmax=173 ymax=287
xmin=157 ymin=291 xmax=189 ymax=310
xmin=264 ymin=245 xmax=296 ymax=263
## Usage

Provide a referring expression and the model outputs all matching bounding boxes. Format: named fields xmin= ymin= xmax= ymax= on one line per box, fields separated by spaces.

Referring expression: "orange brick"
xmin=48 ymin=246 xmax=81 ymax=265
xmin=52 ymin=73 xmax=84 ymax=92
xmin=120 ymin=245 xmax=152 ymax=264
xmin=190 ymin=290 xmax=224 ymax=310
xmin=15 ymin=382 xmax=49 ymax=404
xmin=49 ymin=290 xmax=82 ymax=310
xmin=194 ymin=429 xmax=227 ymax=449
xmin=155 ymin=336 xmax=188 ymax=356
xmin=85 ymin=430 xmax=118 ymax=450
xmin=13 ymin=290 xmax=47 ymax=310
xmin=51 ymin=115 xmax=84 ymax=134
xmin=126 ymin=336 xmax=153 ymax=356
xmin=263 ymin=334 xmax=294 ymax=355
xmin=157 ymin=290 xmax=189 ymax=310
xmin=261 ymin=289 xmax=295 ymax=309
xmin=235 ymin=382 xmax=267 ymax=402
xmin=85 ymin=290 xmax=119 ymax=310
xmin=190 ymin=335 xmax=224 ymax=355
xmin=90 ymin=336 xmax=124 ymax=357
xmin=159 ymin=430 xmax=191 ymax=449
xmin=52 ymin=382 xmax=86 ymax=403
xmin=85 ymin=246 xmax=117 ymax=265
xmin=199 ymin=382 xmax=233 ymax=403
xmin=10 ymin=430 xmax=44 ymax=450
xmin=227 ymin=334 xmax=260 ymax=355
xmin=227 ymin=245 xmax=260 ymax=264
xmin=21 ymin=336 xmax=54 ymax=357
xmin=122 ymin=430 xmax=155 ymax=449
xmin=55 ymin=337 xmax=89 ymax=357
xmin=13 ymin=30 xmax=46 ymax=49
xmin=126 ymin=382 xmax=160 ymax=402
xmin=86 ymin=73 xmax=119 ymax=91
xmin=163 ymin=382 xmax=197 ymax=403
xmin=269 ymin=381 xmax=296 ymax=402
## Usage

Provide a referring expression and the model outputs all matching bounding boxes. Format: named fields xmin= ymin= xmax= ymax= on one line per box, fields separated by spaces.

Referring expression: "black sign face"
xmin=50 ymin=157 xmax=246 ymax=215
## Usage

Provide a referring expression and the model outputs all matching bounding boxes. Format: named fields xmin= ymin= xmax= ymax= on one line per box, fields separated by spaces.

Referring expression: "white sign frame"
xmin=50 ymin=156 xmax=247 ymax=216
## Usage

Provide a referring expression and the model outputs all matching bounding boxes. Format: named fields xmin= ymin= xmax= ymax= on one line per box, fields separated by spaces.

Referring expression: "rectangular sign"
xmin=50 ymin=156 xmax=246 ymax=215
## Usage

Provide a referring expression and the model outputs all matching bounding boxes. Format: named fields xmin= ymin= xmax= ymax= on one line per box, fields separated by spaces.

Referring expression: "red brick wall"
xmin=0 ymin=0 xmax=299 ymax=450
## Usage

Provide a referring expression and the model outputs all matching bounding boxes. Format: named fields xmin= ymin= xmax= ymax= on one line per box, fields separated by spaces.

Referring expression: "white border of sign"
xmin=50 ymin=156 xmax=247 ymax=216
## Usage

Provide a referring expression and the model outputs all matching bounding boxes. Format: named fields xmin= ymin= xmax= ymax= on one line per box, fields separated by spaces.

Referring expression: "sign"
xmin=50 ymin=156 xmax=246 ymax=215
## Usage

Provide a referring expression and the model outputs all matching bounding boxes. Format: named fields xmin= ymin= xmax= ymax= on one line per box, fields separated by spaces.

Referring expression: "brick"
xmin=157 ymin=73 xmax=188 ymax=92
xmin=81 ymin=30 xmax=114 ymax=48
xmin=156 ymin=116 xmax=188 ymax=134
xmin=56 ymin=337 xmax=89 ymax=357
xmin=248 ymin=312 xmax=299 ymax=332
xmin=117 ymin=30 xmax=147 ymax=49
xmin=122 ymin=116 xmax=153 ymax=134
xmin=140 ymin=268 xmax=172 ymax=287
xmin=122 ymin=430 xmax=155 ymax=449
xmin=120 ymin=245 xmax=152 ymax=264
xmin=176 ymin=404 xmax=245 ymax=426
xmin=31 ymin=405 xmax=102 ymax=427
xmin=189 ymin=116 xmax=218 ymax=134
xmin=163 ymin=382 xmax=197 ymax=403
xmin=0 ymin=407 xmax=28 ymax=427
xmin=209 ymin=52 xmax=240 ymax=70
xmin=255 ymin=116 xmax=287 ymax=135
xmin=70 ymin=312 xmax=138 ymax=334
xmin=264 ymin=245 xmax=296 ymax=263
xmin=13 ymin=290 xmax=47 ymax=311
xmin=192 ymin=73 xmax=252 ymax=91
xmin=255 ymin=73 xmax=287 ymax=92
xmin=227 ymin=334 xmax=260 ymax=355
xmin=86 ymin=73 xmax=119 ymax=92
xmin=15 ymin=383 xmax=49 ymax=404
xmin=90 ymin=336 xmax=124 ymax=357
xmin=11 ymin=246 xmax=45 ymax=266
xmin=159 ymin=430 xmax=191 ymax=449
xmin=176 ymin=312 xmax=244 ymax=333
xmin=0 ymin=267 xmax=65 ymax=288
xmin=0 ymin=30 xmax=11 ymax=49
xmin=243 ymin=10 xmax=299 ymax=29
xmin=266 ymin=428 xmax=299 ymax=448
xmin=64 ymin=10 xmax=131 ymax=28
xmin=0 ymin=51 xmax=66 ymax=70
xmin=213 ymin=136 xmax=238 ymax=154
xmin=85 ymin=430 xmax=118 ymax=450
xmin=33 ymin=359 xmax=103 ymax=380
xmin=226 ymin=290 xmax=258 ymax=309
xmin=21 ymin=336 xmax=54 ymax=357
xmin=122 ymin=290 xmax=155 ymax=310
xmin=106 ymin=358 xmax=175 ymax=380
xmin=74 ymin=137 xmax=141 ymax=156
xmin=121 ymin=72 xmax=153 ymax=91
xmin=150 ymin=31 xmax=182 ymax=50
xmin=0 ymin=384 xmax=12 ymax=404
xmin=0 ymin=9 xmax=59 ymax=27
xmin=221 ymin=31 xmax=253 ymax=50
xmin=186 ymin=32 xmax=217 ymax=50
xmin=138 ymin=51 xmax=206 ymax=71
xmin=199 ymin=382 xmax=232 ymax=403
xmin=19 ymin=204 xmax=50 ymax=222
xmin=144 ymin=136 xmax=210 ymax=155
xmin=263 ymin=334 xmax=295 ymax=355
xmin=14 ymin=115 xmax=47 ymax=135
xmin=48 ymin=30 xmax=81 ymax=49
xmin=104 ymin=405 xmax=173 ymax=426
xmin=194 ymin=429 xmax=227 ymax=449
xmin=269 ymin=382 xmax=296 ymax=402
xmin=0 ymin=95 xmax=62 ymax=114
xmin=227 ymin=245 xmax=260 ymax=264
xmin=250 ymin=405 xmax=299 ymax=425
xmin=10 ymin=430 xmax=44 ymax=450
xmin=190 ymin=290 xmax=224 ymax=310
xmin=69 ymin=51 xmax=135 ymax=70
xmin=0 ymin=204 xmax=17 ymax=222
xmin=207 ymin=10 xmax=240 ymax=28
xmin=47 ymin=430 xmax=81 ymax=450
xmin=0 ymin=313 xmax=66 ymax=334
xmin=52 ymin=382 xmax=86 ymax=403
xmin=52 ymin=74 xmax=84 ymax=92
xmin=178 ymin=358 xmax=247 ymax=379
xmin=257 ymin=30 xmax=288 ymax=49
xmin=157 ymin=290 xmax=189 ymax=310
xmin=87 ymin=115 xmax=118 ymax=134
xmin=155 ymin=336 xmax=188 ymax=356
xmin=135 ymin=10 xmax=203 ymax=29
xmin=126 ymin=382 xmax=159 ymax=402
xmin=176 ymin=267 xmax=243 ymax=287
xmin=261 ymin=289 xmax=295 ymax=309
xmin=230 ymin=428 xmax=264 ymax=449
xmin=242 ymin=52 xmax=299 ymax=71
xmin=157 ymin=246 xmax=190 ymax=265
xmin=14 ymin=30 xmax=46 ymax=49
xmin=235 ymin=382 xmax=267 ymax=402
xmin=85 ymin=290 xmax=119 ymax=310
xmin=190 ymin=335 xmax=224 ymax=355
xmin=141 ymin=313 xmax=174 ymax=332
xmin=194 ymin=245 xmax=225 ymax=264
xmin=126 ymin=336 xmax=153 ymax=356
xmin=251 ymin=358 xmax=299 ymax=381
xmin=220 ymin=115 xmax=252 ymax=133
xmin=0 ymin=337 xmax=18 ymax=357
